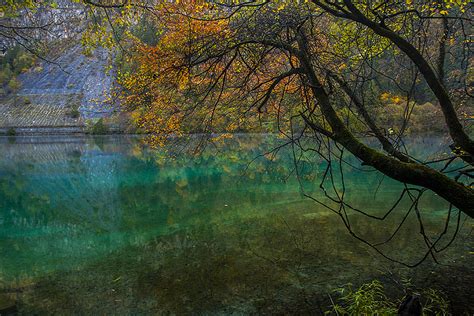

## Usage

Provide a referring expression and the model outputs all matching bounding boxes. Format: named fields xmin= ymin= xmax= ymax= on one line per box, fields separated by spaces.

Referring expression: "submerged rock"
xmin=398 ymin=294 xmax=422 ymax=316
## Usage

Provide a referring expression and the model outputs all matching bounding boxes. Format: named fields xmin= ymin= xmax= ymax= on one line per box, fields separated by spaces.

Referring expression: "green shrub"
xmin=421 ymin=288 xmax=449 ymax=315
xmin=7 ymin=77 xmax=21 ymax=92
xmin=326 ymin=280 xmax=449 ymax=316
xmin=70 ymin=108 xmax=80 ymax=118
xmin=0 ymin=47 xmax=35 ymax=96
xmin=2 ymin=47 xmax=35 ymax=75
xmin=0 ymin=67 xmax=13 ymax=86
xmin=68 ymin=102 xmax=81 ymax=118
xmin=327 ymin=280 xmax=397 ymax=315
xmin=6 ymin=128 xmax=16 ymax=136
xmin=90 ymin=118 xmax=109 ymax=135
xmin=13 ymin=52 xmax=35 ymax=73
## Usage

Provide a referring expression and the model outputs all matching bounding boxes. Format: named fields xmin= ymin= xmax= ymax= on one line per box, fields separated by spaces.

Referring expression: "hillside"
xmin=0 ymin=45 xmax=116 ymax=135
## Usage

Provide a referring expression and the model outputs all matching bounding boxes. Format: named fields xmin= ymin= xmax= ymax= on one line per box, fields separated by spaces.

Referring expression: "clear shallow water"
xmin=0 ymin=135 xmax=472 ymax=314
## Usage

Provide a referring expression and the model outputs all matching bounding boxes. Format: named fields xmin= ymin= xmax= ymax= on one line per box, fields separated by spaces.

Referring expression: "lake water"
xmin=0 ymin=135 xmax=472 ymax=314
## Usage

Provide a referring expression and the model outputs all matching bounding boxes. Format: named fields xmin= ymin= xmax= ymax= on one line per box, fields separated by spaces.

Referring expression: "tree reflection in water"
xmin=0 ymin=135 xmax=472 ymax=314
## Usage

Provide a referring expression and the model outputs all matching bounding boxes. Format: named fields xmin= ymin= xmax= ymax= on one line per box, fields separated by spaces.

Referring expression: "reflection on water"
xmin=0 ymin=135 xmax=472 ymax=314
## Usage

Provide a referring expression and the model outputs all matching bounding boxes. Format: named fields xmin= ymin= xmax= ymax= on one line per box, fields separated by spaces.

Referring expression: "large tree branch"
xmin=328 ymin=73 xmax=412 ymax=163
xmin=437 ymin=17 xmax=449 ymax=84
xmin=295 ymin=31 xmax=474 ymax=216
xmin=256 ymin=67 xmax=304 ymax=112
xmin=312 ymin=0 xmax=474 ymax=162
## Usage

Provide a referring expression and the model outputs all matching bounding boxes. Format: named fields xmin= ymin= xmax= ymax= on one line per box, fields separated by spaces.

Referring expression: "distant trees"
xmin=0 ymin=46 xmax=36 ymax=95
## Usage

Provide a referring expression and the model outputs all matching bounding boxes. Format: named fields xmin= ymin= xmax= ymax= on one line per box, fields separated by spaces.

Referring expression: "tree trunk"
xmin=296 ymin=40 xmax=474 ymax=217
xmin=340 ymin=0 xmax=474 ymax=160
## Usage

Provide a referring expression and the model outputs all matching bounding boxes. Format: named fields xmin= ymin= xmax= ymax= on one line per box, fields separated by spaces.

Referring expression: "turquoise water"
xmin=0 ymin=135 xmax=472 ymax=314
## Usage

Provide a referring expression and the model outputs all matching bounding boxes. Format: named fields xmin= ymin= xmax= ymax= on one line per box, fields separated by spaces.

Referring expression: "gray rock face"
xmin=18 ymin=45 xmax=116 ymax=119
xmin=1 ymin=1 xmax=85 ymax=52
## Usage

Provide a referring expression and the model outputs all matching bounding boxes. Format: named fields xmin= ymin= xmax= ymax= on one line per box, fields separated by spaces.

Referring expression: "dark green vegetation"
xmin=87 ymin=118 xmax=110 ymax=135
xmin=0 ymin=47 xmax=36 ymax=96
xmin=68 ymin=102 xmax=81 ymax=119
xmin=0 ymin=136 xmax=472 ymax=314
xmin=5 ymin=127 xmax=16 ymax=137
xmin=328 ymin=280 xmax=449 ymax=315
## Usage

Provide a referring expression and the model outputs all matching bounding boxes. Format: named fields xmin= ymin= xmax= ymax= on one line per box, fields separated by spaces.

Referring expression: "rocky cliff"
xmin=0 ymin=45 xmax=117 ymax=135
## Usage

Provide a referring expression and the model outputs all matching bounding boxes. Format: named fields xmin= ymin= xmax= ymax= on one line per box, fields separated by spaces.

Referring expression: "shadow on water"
xmin=0 ymin=135 xmax=472 ymax=314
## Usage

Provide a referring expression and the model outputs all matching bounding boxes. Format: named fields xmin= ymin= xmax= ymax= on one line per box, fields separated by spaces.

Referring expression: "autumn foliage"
xmin=117 ymin=2 xmax=324 ymax=146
